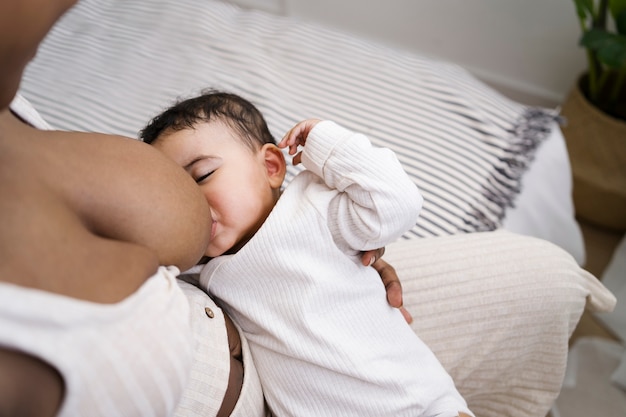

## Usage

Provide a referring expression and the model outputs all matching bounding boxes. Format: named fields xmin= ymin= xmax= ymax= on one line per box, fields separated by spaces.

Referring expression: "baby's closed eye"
xmin=195 ymin=170 xmax=215 ymax=183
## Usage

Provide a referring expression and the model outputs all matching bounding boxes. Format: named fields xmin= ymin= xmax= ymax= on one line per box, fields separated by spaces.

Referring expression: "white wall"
xmin=225 ymin=0 xmax=587 ymax=107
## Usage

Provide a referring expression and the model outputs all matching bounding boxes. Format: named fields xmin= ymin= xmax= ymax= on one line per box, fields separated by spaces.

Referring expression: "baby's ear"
xmin=262 ymin=144 xmax=286 ymax=189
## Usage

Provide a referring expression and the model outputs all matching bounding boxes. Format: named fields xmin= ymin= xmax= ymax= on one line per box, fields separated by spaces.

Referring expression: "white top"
xmin=202 ymin=121 xmax=472 ymax=417
xmin=0 ymin=266 xmax=192 ymax=417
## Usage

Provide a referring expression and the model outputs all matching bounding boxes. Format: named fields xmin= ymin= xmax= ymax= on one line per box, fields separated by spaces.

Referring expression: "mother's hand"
xmin=361 ymin=249 xmax=413 ymax=324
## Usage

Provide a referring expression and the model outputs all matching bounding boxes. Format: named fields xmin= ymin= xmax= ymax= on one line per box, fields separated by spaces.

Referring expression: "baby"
xmin=142 ymin=91 xmax=473 ymax=417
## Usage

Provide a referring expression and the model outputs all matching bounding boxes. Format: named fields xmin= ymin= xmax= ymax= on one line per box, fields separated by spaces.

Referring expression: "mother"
xmin=0 ymin=1 xmax=614 ymax=417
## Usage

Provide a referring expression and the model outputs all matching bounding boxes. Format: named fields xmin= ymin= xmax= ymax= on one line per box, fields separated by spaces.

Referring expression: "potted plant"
xmin=560 ymin=0 xmax=626 ymax=231
xmin=575 ymin=0 xmax=626 ymax=118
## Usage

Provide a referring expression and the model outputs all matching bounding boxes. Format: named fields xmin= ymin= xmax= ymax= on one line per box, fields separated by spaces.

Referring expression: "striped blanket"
xmin=20 ymin=0 xmax=556 ymax=238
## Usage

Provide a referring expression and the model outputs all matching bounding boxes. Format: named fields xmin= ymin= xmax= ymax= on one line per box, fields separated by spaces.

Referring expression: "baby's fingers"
xmin=279 ymin=119 xmax=322 ymax=154
xmin=277 ymin=128 xmax=293 ymax=148
xmin=278 ymin=128 xmax=300 ymax=155
xmin=292 ymin=151 xmax=303 ymax=165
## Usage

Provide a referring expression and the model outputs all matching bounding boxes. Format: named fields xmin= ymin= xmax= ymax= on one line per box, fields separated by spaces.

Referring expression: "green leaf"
xmin=581 ymin=28 xmax=614 ymax=47
xmin=597 ymin=39 xmax=626 ymax=67
xmin=581 ymin=29 xmax=626 ymax=68
xmin=573 ymin=0 xmax=595 ymax=19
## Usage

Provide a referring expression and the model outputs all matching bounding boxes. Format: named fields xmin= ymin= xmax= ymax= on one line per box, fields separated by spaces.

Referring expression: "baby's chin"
xmin=205 ymin=246 xmax=226 ymax=258
xmin=206 ymin=232 xmax=250 ymax=258
xmin=205 ymin=240 xmax=235 ymax=258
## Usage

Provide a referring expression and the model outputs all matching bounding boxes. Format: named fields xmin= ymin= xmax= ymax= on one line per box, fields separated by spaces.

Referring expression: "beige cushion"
xmin=386 ymin=230 xmax=615 ymax=417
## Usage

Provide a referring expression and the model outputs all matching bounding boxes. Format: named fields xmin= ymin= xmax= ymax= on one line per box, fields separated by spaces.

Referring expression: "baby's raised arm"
xmin=280 ymin=119 xmax=423 ymax=251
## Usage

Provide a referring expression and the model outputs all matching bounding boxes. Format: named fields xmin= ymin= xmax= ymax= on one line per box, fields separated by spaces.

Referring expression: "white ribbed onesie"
xmin=201 ymin=121 xmax=472 ymax=417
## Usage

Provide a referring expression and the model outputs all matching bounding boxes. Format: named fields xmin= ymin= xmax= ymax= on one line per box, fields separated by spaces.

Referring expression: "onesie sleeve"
xmin=300 ymin=120 xmax=423 ymax=251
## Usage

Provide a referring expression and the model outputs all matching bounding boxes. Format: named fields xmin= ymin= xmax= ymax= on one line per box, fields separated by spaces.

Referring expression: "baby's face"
xmin=153 ymin=120 xmax=277 ymax=257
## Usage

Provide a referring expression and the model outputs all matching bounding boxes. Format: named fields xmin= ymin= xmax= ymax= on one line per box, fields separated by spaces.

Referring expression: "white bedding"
xmin=504 ymin=124 xmax=585 ymax=264
xmin=19 ymin=0 xmax=584 ymax=264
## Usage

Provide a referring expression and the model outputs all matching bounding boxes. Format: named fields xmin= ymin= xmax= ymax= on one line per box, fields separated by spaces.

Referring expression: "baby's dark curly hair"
xmin=140 ymin=89 xmax=276 ymax=151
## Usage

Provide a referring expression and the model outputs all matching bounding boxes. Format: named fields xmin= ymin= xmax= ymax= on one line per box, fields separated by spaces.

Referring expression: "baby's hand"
xmin=278 ymin=119 xmax=322 ymax=165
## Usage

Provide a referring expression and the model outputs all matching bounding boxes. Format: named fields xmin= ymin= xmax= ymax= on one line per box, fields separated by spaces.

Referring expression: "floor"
xmin=550 ymin=218 xmax=626 ymax=417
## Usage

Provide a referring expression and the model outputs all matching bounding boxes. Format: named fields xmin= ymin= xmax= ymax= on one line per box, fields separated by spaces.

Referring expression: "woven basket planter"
xmin=560 ymin=74 xmax=626 ymax=231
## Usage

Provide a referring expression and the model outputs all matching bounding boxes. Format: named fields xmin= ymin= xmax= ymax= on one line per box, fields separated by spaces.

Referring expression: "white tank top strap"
xmin=9 ymin=93 xmax=52 ymax=130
